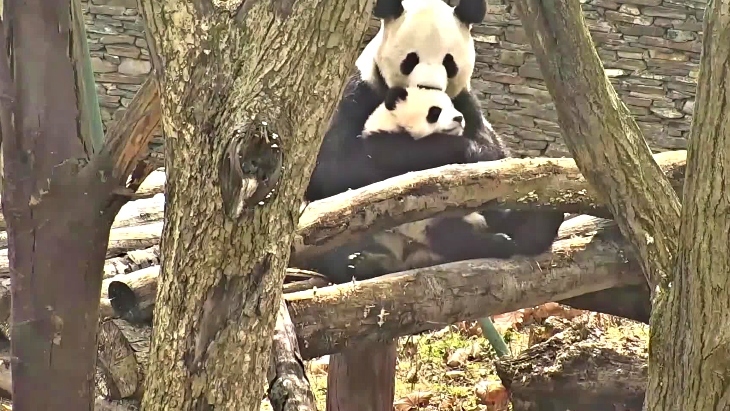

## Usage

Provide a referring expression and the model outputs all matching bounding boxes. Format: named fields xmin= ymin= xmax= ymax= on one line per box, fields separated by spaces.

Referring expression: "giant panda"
xmin=300 ymin=0 xmax=565 ymax=284
xmin=301 ymin=86 xmax=564 ymax=284
xmin=306 ymin=0 xmax=498 ymax=201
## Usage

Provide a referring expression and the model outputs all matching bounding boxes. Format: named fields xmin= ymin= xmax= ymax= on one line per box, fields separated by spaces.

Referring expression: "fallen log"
xmin=494 ymin=320 xmax=647 ymax=411
xmin=289 ymin=223 xmax=644 ymax=360
xmin=100 ymin=266 xmax=160 ymax=322
xmin=267 ymin=299 xmax=317 ymax=411
xmin=88 ymin=219 xmax=646 ymax=360
xmin=0 ymin=151 xmax=686 ymax=267
xmin=0 ymin=223 xmax=162 ymax=276
xmin=103 ymin=245 xmax=160 ymax=280
xmin=96 ymin=318 xmax=151 ymax=400
xmin=283 ymin=216 xmax=652 ymax=325
xmin=112 ymin=193 xmax=165 ymax=230
xmin=0 ymin=249 xmax=160 ymax=338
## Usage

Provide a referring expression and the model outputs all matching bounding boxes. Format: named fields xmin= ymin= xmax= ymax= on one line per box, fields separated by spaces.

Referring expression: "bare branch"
xmin=95 ymin=76 xmax=161 ymax=186
xmin=267 ymin=299 xmax=317 ymax=411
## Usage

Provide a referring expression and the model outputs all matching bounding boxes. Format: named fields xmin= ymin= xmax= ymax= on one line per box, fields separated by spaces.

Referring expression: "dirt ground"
xmin=264 ymin=303 xmax=649 ymax=411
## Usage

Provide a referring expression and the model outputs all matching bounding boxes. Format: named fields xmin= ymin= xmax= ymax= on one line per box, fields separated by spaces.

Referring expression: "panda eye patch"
xmin=427 ymin=106 xmax=442 ymax=123
xmin=443 ymin=53 xmax=458 ymax=78
xmin=400 ymin=52 xmax=419 ymax=75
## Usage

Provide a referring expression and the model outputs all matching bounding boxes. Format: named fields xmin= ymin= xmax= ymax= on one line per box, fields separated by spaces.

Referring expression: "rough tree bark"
xmin=513 ymin=0 xmax=680 ymax=291
xmin=645 ymin=2 xmax=730 ymax=410
xmin=0 ymin=0 xmax=158 ymax=409
xmin=136 ymin=0 xmax=372 ymax=409
xmin=513 ymin=1 xmax=730 ymax=409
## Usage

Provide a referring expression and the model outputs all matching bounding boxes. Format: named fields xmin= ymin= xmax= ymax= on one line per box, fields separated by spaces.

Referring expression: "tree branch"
xmin=94 ymin=219 xmax=645 ymax=361
xmin=94 ymin=76 xmax=161 ymax=187
xmin=513 ymin=0 xmax=681 ymax=291
xmin=267 ymin=299 xmax=317 ymax=411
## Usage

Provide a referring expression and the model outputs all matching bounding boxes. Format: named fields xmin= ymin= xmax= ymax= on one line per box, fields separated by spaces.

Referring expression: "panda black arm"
xmin=452 ymin=90 xmax=508 ymax=162
xmin=305 ymin=75 xmax=386 ymax=202
xmin=362 ymin=131 xmax=477 ymax=180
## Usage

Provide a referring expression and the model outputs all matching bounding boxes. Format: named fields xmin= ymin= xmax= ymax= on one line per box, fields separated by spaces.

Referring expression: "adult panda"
xmin=301 ymin=0 xmax=565 ymax=283
xmin=302 ymin=86 xmax=564 ymax=284
xmin=306 ymin=0 xmax=499 ymax=201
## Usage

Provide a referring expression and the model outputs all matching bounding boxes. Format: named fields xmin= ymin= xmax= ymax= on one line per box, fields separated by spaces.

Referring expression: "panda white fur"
xmin=301 ymin=0 xmax=565 ymax=284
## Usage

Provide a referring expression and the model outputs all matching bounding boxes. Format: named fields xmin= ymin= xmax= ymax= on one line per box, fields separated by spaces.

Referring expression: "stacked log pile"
xmin=0 ymin=151 xmax=685 ymax=409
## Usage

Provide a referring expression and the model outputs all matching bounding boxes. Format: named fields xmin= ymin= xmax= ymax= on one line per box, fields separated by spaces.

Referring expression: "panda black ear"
xmin=373 ymin=0 xmax=404 ymax=20
xmin=384 ymin=87 xmax=408 ymax=110
xmin=454 ymin=0 xmax=487 ymax=25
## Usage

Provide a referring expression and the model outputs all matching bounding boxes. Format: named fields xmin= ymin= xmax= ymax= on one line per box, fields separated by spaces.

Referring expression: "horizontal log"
xmin=0 ymin=151 xmax=687 ymax=274
xmin=283 ymin=216 xmax=651 ymax=325
xmin=292 ymin=150 xmax=685 ymax=261
xmin=289 ymin=223 xmax=644 ymax=359
xmin=95 ymin=218 xmax=645 ymax=360
xmin=495 ymin=321 xmax=647 ymax=411
xmin=0 ymin=168 xmax=165 ymax=231
xmin=0 ymin=225 xmax=162 ymax=276
xmin=0 ymin=251 xmax=161 ymax=332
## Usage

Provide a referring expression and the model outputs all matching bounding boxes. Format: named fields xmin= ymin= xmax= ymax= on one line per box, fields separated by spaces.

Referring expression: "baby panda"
xmin=360 ymin=86 xmax=474 ymax=181
xmin=300 ymin=87 xmax=562 ymax=284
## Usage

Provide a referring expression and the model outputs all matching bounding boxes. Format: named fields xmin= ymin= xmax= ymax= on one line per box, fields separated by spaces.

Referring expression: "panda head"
xmin=359 ymin=0 xmax=487 ymax=98
xmin=363 ymin=86 xmax=466 ymax=140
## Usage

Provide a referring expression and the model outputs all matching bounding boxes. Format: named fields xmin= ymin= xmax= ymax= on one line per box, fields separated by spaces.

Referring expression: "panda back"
xmin=305 ymin=73 xmax=385 ymax=202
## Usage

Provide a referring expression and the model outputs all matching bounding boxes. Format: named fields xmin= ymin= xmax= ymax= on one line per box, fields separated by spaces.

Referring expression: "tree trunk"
xmin=0 ymin=0 xmax=157 ymax=409
xmin=326 ymin=342 xmax=397 ymax=411
xmin=513 ymin=0 xmax=680 ymax=291
xmin=645 ymin=2 xmax=730 ymax=410
xmin=136 ymin=0 xmax=373 ymax=409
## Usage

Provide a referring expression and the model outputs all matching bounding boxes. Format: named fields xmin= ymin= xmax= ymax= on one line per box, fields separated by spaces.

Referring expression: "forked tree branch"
xmin=513 ymin=0 xmax=681 ymax=290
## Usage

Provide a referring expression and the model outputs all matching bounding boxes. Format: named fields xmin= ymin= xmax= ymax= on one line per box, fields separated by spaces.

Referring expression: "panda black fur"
xmin=302 ymin=0 xmax=565 ymax=284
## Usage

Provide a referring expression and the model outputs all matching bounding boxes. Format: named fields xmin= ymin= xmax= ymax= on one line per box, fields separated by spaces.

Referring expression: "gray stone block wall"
xmin=86 ymin=0 xmax=704 ymax=158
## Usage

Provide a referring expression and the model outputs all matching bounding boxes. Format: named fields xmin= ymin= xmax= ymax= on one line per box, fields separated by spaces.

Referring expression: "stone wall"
xmin=464 ymin=0 xmax=704 ymax=157
xmin=86 ymin=0 xmax=704 ymax=157
xmin=82 ymin=0 xmax=150 ymax=126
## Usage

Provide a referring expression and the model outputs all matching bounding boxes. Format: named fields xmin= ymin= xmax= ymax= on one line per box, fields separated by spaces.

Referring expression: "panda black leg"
xmin=298 ymin=239 xmax=399 ymax=285
xmin=424 ymin=209 xmax=564 ymax=262
xmin=480 ymin=209 xmax=565 ymax=256
xmin=424 ymin=216 xmax=521 ymax=262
